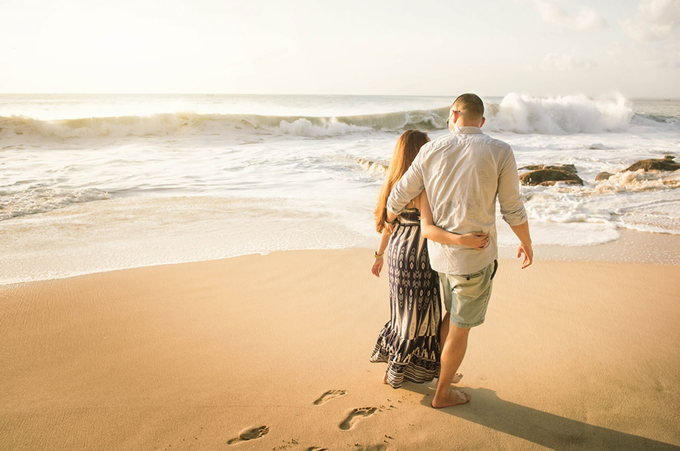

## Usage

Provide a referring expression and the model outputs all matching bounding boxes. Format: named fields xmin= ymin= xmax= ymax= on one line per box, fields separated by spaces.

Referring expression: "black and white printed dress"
xmin=370 ymin=207 xmax=442 ymax=388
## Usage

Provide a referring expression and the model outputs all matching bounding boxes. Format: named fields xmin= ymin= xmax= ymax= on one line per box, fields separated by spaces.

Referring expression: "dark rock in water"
xmin=595 ymin=172 xmax=613 ymax=181
xmin=519 ymin=164 xmax=584 ymax=186
xmin=521 ymin=164 xmax=577 ymax=174
xmin=624 ymin=155 xmax=680 ymax=172
xmin=519 ymin=171 xmax=584 ymax=186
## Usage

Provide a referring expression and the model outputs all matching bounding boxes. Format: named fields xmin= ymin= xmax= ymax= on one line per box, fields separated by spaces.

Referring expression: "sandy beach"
xmin=1 ymin=247 xmax=679 ymax=451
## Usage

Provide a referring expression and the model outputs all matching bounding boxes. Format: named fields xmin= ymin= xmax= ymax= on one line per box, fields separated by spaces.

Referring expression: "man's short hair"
xmin=453 ymin=93 xmax=484 ymax=120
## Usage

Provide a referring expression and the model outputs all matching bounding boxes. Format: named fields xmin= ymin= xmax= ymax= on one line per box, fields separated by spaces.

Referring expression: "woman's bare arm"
xmin=376 ymin=227 xmax=391 ymax=256
xmin=419 ymin=191 xmax=489 ymax=250
xmin=371 ymin=226 xmax=393 ymax=277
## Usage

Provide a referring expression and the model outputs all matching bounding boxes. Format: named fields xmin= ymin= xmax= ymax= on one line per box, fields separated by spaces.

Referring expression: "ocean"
xmin=1 ymin=93 xmax=679 ymax=285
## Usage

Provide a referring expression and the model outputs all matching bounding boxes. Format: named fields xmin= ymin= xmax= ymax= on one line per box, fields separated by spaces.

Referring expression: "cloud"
xmin=607 ymin=39 xmax=680 ymax=69
xmin=621 ymin=0 xmax=680 ymax=41
xmin=650 ymin=56 xmax=680 ymax=68
xmin=541 ymin=53 xmax=598 ymax=71
xmin=533 ymin=0 xmax=608 ymax=31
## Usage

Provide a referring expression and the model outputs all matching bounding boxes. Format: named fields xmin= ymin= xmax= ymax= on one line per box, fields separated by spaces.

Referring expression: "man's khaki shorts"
xmin=439 ymin=260 xmax=498 ymax=329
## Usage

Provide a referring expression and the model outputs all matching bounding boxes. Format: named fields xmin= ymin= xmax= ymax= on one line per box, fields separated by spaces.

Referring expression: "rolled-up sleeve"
xmin=497 ymin=146 xmax=527 ymax=226
xmin=386 ymin=149 xmax=425 ymax=215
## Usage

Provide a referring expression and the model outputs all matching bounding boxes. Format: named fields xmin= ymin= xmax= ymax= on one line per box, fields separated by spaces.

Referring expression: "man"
xmin=385 ymin=93 xmax=532 ymax=408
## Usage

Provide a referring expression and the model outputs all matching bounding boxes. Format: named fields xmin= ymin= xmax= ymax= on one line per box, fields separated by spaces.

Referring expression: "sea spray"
xmin=485 ymin=93 xmax=633 ymax=134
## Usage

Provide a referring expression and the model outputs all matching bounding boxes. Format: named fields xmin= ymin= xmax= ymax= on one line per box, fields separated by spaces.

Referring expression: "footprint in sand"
xmin=339 ymin=407 xmax=378 ymax=430
xmin=227 ymin=426 xmax=270 ymax=445
xmin=306 ymin=448 xmax=328 ymax=451
xmin=313 ymin=389 xmax=347 ymax=406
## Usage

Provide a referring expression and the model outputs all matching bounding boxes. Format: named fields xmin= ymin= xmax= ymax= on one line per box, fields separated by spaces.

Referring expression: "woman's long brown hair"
xmin=374 ymin=130 xmax=430 ymax=233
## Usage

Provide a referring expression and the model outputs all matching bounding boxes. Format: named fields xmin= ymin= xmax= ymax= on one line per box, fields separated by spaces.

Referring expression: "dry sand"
xmin=1 ymin=249 xmax=679 ymax=450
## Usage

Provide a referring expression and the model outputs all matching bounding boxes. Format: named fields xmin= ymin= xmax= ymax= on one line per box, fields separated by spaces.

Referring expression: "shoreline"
xmin=2 ymin=227 xmax=679 ymax=288
xmin=497 ymin=228 xmax=680 ymax=265
xmin=1 ymin=248 xmax=679 ymax=450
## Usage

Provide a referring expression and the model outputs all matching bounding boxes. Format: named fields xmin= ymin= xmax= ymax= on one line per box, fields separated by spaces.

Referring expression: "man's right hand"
xmin=509 ymin=221 xmax=533 ymax=269
xmin=460 ymin=233 xmax=489 ymax=250
xmin=517 ymin=242 xmax=533 ymax=269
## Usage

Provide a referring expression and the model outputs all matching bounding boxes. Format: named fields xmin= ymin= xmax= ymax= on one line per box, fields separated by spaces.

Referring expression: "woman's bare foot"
xmin=382 ymin=372 xmax=388 ymax=384
xmin=431 ymin=389 xmax=471 ymax=409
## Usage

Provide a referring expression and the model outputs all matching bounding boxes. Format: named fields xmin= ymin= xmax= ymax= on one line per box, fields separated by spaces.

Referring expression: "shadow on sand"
xmin=403 ymin=385 xmax=679 ymax=450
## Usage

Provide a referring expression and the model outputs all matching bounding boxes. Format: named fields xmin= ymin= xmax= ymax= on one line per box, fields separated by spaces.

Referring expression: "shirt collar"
xmin=452 ymin=126 xmax=483 ymax=134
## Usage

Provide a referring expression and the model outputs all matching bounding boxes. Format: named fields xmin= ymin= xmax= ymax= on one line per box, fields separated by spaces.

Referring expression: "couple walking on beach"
xmin=370 ymin=93 xmax=533 ymax=408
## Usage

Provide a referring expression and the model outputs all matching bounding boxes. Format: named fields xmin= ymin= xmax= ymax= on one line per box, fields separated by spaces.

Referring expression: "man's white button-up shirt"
xmin=387 ymin=126 xmax=527 ymax=275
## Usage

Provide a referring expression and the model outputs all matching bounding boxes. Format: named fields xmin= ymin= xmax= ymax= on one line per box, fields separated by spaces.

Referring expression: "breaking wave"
xmin=0 ymin=107 xmax=449 ymax=139
xmin=484 ymin=93 xmax=634 ymax=134
xmin=0 ymin=93 xmax=671 ymax=139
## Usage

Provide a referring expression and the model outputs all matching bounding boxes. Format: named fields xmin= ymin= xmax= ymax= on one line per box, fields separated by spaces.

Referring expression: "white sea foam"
xmin=0 ymin=196 xmax=372 ymax=285
xmin=0 ymin=186 xmax=112 ymax=220
xmin=594 ymin=169 xmax=680 ymax=193
xmin=524 ymin=188 xmax=613 ymax=224
xmin=485 ymin=93 xmax=633 ymax=134
xmin=277 ymin=118 xmax=369 ymax=137
xmin=356 ymin=158 xmax=388 ymax=174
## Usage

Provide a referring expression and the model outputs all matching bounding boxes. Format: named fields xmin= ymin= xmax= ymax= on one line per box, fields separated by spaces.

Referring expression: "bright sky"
xmin=1 ymin=0 xmax=679 ymax=97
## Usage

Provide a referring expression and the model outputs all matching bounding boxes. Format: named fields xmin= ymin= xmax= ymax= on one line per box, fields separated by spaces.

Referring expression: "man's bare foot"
xmin=431 ymin=389 xmax=471 ymax=409
xmin=382 ymin=373 xmax=388 ymax=385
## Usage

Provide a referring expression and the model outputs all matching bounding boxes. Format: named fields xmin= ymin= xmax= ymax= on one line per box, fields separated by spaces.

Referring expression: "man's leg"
xmin=432 ymin=324 xmax=470 ymax=408
xmin=439 ymin=312 xmax=450 ymax=344
xmin=439 ymin=312 xmax=463 ymax=385
xmin=433 ymin=261 xmax=496 ymax=408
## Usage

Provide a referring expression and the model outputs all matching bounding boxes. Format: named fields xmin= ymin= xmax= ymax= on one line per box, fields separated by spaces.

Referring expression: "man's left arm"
xmin=497 ymin=145 xmax=527 ymax=227
xmin=498 ymin=145 xmax=532 ymax=268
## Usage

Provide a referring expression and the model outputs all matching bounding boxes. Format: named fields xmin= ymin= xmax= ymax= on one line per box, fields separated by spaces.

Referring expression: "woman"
xmin=370 ymin=130 xmax=488 ymax=389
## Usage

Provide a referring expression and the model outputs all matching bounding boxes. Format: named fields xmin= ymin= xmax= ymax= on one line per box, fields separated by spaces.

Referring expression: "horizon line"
xmin=0 ymin=92 xmax=678 ymax=101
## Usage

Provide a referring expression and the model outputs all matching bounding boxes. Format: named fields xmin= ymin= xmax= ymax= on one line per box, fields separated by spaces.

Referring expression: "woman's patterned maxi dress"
xmin=370 ymin=207 xmax=442 ymax=388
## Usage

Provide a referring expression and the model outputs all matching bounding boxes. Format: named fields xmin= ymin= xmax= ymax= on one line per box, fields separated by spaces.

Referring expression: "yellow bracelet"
xmin=374 ymin=251 xmax=384 ymax=259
